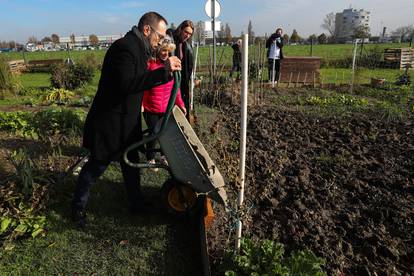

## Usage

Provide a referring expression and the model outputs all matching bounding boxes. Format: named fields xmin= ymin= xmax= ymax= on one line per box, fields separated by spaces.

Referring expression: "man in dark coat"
xmin=230 ymin=39 xmax=242 ymax=80
xmin=266 ymin=28 xmax=284 ymax=83
xmin=173 ymin=20 xmax=194 ymax=120
xmin=71 ymin=12 xmax=182 ymax=227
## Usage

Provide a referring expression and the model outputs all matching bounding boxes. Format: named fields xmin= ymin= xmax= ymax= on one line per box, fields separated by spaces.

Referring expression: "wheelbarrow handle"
xmin=123 ymin=71 xmax=181 ymax=168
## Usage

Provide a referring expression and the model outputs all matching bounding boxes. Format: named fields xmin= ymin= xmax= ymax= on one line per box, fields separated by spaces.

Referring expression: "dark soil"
xmin=206 ymin=103 xmax=414 ymax=275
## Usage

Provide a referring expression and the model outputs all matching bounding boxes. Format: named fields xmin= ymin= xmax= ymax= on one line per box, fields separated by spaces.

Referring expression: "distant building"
xmin=59 ymin=34 xmax=123 ymax=48
xmin=335 ymin=8 xmax=371 ymax=43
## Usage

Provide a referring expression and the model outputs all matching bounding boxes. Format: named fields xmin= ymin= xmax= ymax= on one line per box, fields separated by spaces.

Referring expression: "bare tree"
xmin=41 ymin=36 xmax=52 ymax=43
xmin=89 ymin=34 xmax=99 ymax=46
xmin=282 ymin=34 xmax=290 ymax=44
xmin=51 ymin=34 xmax=60 ymax=44
xmin=225 ymin=23 xmax=232 ymax=44
xmin=317 ymin=33 xmax=327 ymax=44
xmin=392 ymin=25 xmax=414 ymax=42
xmin=193 ymin=20 xmax=205 ymax=45
xmin=218 ymin=24 xmax=225 ymax=44
xmin=290 ymin=29 xmax=301 ymax=43
xmin=353 ymin=25 xmax=370 ymax=39
xmin=308 ymin=34 xmax=317 ymax=44
xmin=321 ymin=12 xmax=337 ymax=40
xmin=27 ymin=36 xmax=38 ymax=44
xmin=70 ymin=34 xmax=76 ymax=45
xmin=247 ymin=20 xmax=255 ymax=45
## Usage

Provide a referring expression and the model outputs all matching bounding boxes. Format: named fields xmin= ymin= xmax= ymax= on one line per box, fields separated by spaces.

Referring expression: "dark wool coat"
xmin=83 ymin=27 xmax=170 ymax=162
xmin=266 ymin=33 xmax=284 ymax=59
xmin=232 ymin=43 xmax=242 ymax=67
xmin=173 ymin=39 xmax=193 ymax=111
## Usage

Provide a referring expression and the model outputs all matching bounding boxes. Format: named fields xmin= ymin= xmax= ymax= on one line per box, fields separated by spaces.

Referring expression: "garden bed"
xmin=206 ymin=99 xmax=413 ymax=275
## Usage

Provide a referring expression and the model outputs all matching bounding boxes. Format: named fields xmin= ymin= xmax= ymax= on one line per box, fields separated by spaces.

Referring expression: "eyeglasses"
xmin=149 ymin=25 xmax=166 ymax=42
xmin=184 ymin=30 xmax=193 ymax=36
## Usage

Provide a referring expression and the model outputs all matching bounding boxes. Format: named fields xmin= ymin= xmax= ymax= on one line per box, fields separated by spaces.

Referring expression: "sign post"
xmin=205 ymin=0 xmax=221 ymax=81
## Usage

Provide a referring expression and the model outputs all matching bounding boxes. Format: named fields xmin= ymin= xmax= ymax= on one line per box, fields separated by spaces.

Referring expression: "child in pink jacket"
xmin=142 ymin=38 xmax=186 ymax=167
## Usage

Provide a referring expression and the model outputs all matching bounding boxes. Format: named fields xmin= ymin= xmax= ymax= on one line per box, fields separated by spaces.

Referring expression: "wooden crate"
xmin=384 ymin=48 xmax=414 ymax=70
xmin=7 ymin=59 xmax=27 ymax=74
xmin=279 ymin=57 xmax=321 ymax=84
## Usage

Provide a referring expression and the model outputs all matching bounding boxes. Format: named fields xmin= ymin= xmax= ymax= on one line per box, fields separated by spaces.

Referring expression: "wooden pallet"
xmin=384 ymin=48 xmax=414 ymax=70
xmin=7 ymin=59 xmax=27 ymax=74
xmin=279 ymin=57 xmax=321 ymax=84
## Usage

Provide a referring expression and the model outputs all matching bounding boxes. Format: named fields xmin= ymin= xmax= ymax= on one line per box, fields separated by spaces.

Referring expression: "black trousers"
xmin=143 ymin=112 xmax=164 ymax=160
xmin=180 ymin=80 xmax=190 ymax=120
xmin=72 ymin=149 xmax=141 ymax=212
xmin=268 ymin=58 xmax=281 ymax=82
xmin=230 ymin=63 xmax=241 ymax=78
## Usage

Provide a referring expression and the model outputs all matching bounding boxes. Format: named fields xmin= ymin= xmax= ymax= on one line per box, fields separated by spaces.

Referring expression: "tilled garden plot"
xmin=207 ymin=104 xmax=413 ymax=275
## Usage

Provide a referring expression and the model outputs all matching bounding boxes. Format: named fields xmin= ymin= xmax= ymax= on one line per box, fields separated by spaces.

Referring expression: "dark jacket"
xmin=83 ymin=27 xmax=170 ymax=161
xmin=232 ymin=43 xmax=242 ymax=66
xmin=266 ymin=33 xmax=284 ymax=59
xmin=173 ymin=38 xmax=193 ymax=113
xmin=174 ymin=40 xmax=193 ymax=84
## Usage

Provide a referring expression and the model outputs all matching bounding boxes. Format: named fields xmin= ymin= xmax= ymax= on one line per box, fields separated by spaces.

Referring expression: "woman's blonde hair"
xmin=156 ymin=36 xmax=176 ymax=57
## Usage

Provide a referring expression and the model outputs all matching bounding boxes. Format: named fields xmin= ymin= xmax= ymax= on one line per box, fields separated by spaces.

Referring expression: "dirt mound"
xmin=207 ymin=105 xmax=414 ymax=275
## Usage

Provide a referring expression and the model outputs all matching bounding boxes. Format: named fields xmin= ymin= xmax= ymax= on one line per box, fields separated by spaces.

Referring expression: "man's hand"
xmin=165 ymin=56 xmax=181 ymax=73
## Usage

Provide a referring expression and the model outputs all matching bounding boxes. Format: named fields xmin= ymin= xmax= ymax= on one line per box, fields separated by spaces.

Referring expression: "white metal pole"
xmin=236 ymin=33 xmax=248 ymax=250
xmin=212 ymin=1 xmax=216 ymax=80
xmin=190 ymin=42 xmax=199 ymax=112
xmin=350 ymin=39 xmax=358 ymax=93
xmin=272 ymin=40 xmax=276 ymax=88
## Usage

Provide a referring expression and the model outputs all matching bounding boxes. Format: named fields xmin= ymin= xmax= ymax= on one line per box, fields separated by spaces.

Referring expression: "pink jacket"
xmin=142 ymin=59 xmax=185 ymax=114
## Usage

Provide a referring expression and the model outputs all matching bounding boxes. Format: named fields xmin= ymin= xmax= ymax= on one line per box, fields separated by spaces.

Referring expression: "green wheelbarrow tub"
xmin=158 ymin=106 xmax=228 ymax=206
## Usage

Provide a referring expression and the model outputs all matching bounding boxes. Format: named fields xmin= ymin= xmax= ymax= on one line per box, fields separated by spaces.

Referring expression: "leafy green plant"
xmin=43 ymin=88 xmax=75 ymax=104
xmin=50 ymin=63 xmax=94 ymax=90
xmin=306 ymin=94 xmax=368 ymax=108
xmin=0 ymin=108 xmax=86 ymax=140
xmin=1 ymin=150 xmax=49 ymax=245
xmin=0 ymin=111 xmax=34 ymax=136
xmin=31 ymin=108 xmax=86 ymax=141
xmin=221 ymin=238 xmax=326 ymax=276
xmin=373 ymin=100 xmax=405 ymax=120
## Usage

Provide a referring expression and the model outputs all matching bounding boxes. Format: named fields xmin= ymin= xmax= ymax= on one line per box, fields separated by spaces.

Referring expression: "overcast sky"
xmin=0 ymin=0 xmax=413 ymax=43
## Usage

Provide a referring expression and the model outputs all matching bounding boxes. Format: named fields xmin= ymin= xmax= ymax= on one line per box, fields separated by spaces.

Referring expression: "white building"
xmin=335 ymin=8 xmax=371 ymax=42
xmin=59 ymin=34 xmax=123 ymax=48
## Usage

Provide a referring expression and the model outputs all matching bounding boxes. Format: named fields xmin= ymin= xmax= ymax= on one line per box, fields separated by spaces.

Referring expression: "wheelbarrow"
xmin=123 ymin=72 xmax=227 ymax=216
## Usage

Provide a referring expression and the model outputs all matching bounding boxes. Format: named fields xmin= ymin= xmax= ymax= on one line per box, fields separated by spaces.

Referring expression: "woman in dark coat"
xmin=173 ymin=20 xmax=194 ymax=120
xmin=230 ymin=39 xmax=242 ymax=80
xmin=71 ymin=12 xmax=182 ymax=227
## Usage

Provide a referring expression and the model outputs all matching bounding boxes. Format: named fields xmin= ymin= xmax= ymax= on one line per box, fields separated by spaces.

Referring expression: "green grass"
xmin=0 ymin=164 xmax=201 ymax=275
xmin=320 ymin=68 xmax=414 ymax=84
xmin=1 ymin=43 xmax=409 ymax=68
xmin=1 ymin=49 xmax=107 ymax=64
xmin=19 ymin=72 xmax=50 ymax=89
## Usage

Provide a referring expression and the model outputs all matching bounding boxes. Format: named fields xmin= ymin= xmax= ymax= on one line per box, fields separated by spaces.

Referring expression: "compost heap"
xmin=207 ymin=104 xmax=413 ymax=275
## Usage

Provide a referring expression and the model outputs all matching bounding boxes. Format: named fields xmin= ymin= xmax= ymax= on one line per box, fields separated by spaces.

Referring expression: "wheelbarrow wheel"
xmin=161 ymin=178 xmax=200 ymax=217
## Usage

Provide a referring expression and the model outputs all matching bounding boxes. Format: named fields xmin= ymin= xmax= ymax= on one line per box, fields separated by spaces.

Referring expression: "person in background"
xmin=266 ymin=27 xmax=284 ymax=83
xmin=71 ymin=12 xmax=182 ymax=228
xmin=173 ymin=20 xmax=194 ymax=120
xmin=142 ymin=38 xmax=186 ymax=170
xmin=230 ymin=39 xmax=242 ymax=80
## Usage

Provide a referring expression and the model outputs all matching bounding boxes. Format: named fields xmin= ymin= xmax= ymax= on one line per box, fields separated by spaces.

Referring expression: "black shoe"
xmin=71 ymin=209 xmax=87 ymax=229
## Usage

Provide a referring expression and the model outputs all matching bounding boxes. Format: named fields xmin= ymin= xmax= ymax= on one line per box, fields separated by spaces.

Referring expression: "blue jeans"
xmin=72 ymin=151 xmax=142 ymax=212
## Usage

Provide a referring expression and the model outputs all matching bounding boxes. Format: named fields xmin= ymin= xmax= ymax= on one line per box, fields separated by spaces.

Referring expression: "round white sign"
xmin=204 ymin=0 xmax=221 ymax=19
